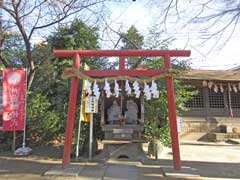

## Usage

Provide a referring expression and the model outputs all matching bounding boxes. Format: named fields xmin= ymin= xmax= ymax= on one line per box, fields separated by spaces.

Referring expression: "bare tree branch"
xmin=0 ymin=34 xmax=10 ymax=67
xmin=33 ymin=1 xmax=105 ymax=30
xmin=159 ymin=0 xmax=240 ymax=49
xmin=19 ymin=1 xmax=45 ymax=20
xmin=1 ymin=0 xmax=110 ymax=89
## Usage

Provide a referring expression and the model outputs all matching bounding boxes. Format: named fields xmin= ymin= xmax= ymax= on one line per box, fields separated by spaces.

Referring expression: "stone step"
xmin=162 ymin=166 xmax=201 ymax=179
xmin=102 ymin=139 xmax=147 ymax=144
xmin=104 ymin=164 xmax=138 ymax=180
xmin=44 ymin=165 xmax=84 ymax=177
xmin=228 ymin=138 xmax=240 ymax=144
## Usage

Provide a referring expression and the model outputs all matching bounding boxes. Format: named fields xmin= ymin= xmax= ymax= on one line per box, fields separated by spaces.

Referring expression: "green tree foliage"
xmin=144 ymin=121 xmax=171 ymax=147
xmin=49 ymin=20 xmax=99 ymax=50
xmin=1 ymin=33 xmax=26 ymax=68
xmin=27 ymin=20 xmax=104 ymax=146
xmin=120 ymin=25 xmax=144 ymax=69
xmin=135 ymin=33 xmax=192 ymax=146
xmin=143 ymin=58 xmax=193 ymax=144
xmin=144 ymin=56 xmax=193 ymax=117
xmin=144 ymin=24 xmax=175 ymax=50
xmin=27 ymin=93 xmax=60 ymax=142
xmin=121 ymin=25 xmax=144 ymax=50
xmin=48 ymin=20 xmax=107 ymax=69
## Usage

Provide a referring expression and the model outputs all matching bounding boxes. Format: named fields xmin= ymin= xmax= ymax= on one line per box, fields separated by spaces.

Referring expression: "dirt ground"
xmin=0 ymin=133 xmax=240 ymax=180
xmin=163 ymin=135 xmax=240 ymax=179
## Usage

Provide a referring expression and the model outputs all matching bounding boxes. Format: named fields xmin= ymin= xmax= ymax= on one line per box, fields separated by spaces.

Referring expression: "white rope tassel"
xmin=233 ymin=84 xmax=238 ymax=93
xmin=202 ymin=80 xmax=208 ymax=87
xmin=220 ymin=84 xmax=224 ymax=93
xmin=114 ymin=80 xmax=120 ymax=98
xmin=125 ymin=80 xmax=132 ymax=95
xmin=150 ymin=80 xmax=159 ymax=98
xmin=86 ymin=80 xmax=92 ymax=95
xmin=104 ymin=79 xmax=111 ymax=98
xmin=144 ymin=82 xmax=151 ymax=100
xmin=133 ymin=80 xmax=140 ymax=98
xmin=214 ymin=85 xmax=218 ymax=93
xmin=208 ymin=81 xmax=214 ymax=89
xmin=93 ymin=80 xmax=100 ymax=99
xmin=228 ymin=84 xmax=232 ymax=92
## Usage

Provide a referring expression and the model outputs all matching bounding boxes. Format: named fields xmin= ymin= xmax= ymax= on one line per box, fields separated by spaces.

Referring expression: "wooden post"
xmin=12 ymin=131 xmax=16 ymax=153
xmin=164 ymin=54 xmax=181 ymax=170
xmin=140 ymin=95 xmax=144 ymax=125
xmin=62 ymin=53 xmax=80 ymax=168
xmin=119 ymin=56 xmax=125 ymax=71
xmin=100 ymin=93 xmax=105 ymax=126
xmin=204 ymin=86 xmax=210 ymax=118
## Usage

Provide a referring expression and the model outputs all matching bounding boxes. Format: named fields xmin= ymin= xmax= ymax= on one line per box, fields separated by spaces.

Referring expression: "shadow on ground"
xmin=0 ymin=145 xmax=62 ymax=175
xmin=0 ymin=144 xmax=240 ymax=180
xmin=0 ymin=157 xmax=58 ymax=174
xmin=157 ymin=159 xmax=240 ymax=179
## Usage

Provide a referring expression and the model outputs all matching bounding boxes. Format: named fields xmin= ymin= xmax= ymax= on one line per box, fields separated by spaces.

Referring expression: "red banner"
xmin=2 ymin=69 xmax=26 ymax=131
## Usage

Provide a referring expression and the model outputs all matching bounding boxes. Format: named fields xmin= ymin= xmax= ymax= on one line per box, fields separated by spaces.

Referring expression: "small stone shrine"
xmin=125 ymin=99 xmax=138 ymax=124
xmin=107 ymin=100 xmax=121 ymax=124
xmin=101 ymin=80 xmax=144 ymax=141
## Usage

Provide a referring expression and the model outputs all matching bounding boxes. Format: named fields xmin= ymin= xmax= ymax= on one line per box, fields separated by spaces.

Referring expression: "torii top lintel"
xmin=53 ymin=50 xmax=190 ymax=57
xmin=54 ymin=50 xmax=191 ymax=77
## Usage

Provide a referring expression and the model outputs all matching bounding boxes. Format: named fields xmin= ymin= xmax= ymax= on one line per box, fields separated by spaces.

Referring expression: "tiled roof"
xmin=230 ymin=65 xmax=240 ymax=71
xmin=178 ymin=69 xmax=240 ymax=81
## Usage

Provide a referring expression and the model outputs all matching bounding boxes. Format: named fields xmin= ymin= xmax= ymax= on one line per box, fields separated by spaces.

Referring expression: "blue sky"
xmin=104 ymin=1 xmax=240 ymax=70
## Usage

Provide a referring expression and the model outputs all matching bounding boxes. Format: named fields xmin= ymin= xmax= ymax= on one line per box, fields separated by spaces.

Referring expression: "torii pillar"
xmin=53 ymin=50 xmax=191 ymax=170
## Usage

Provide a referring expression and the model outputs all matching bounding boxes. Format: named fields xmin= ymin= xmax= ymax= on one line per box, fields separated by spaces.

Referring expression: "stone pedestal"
xmin=102 ymin=142 xmax=146 ymax=161
xmin=102 ymin=125 xmax=143 ymax=140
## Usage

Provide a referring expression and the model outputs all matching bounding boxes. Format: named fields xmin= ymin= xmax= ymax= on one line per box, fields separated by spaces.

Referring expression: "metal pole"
xmin=89 ymin=113 xmax=93 ymax=160
xmin=12 ymin=130 xmax=16 ymax=152
xmin=22 ymin=68 xmax=27 ymax=148
xmin=0 ymin=0 xmax=3 ymax=60
xmin=0 ymin=0 xmax=3 ymax=38
xmin=154 ymin=141 xmax=158 ymax=160
xmin=0 ymin=0 xmax=3 ymax=35
xmin=76 ymin=78 xmax=86 ymax=160
xmin=75 ymin=110 xmax=82 ymax=160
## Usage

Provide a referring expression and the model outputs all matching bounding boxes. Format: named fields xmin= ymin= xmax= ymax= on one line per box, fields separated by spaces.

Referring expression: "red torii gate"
xmin=53 ymin=50 xmax=191 ymax=170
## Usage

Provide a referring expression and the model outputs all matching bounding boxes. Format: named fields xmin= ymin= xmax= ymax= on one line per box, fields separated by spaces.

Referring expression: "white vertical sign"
xmin=85 ymin=96 xmax=98 ymax=113
xmin=177 ymin=117 xmax=183 ymax=133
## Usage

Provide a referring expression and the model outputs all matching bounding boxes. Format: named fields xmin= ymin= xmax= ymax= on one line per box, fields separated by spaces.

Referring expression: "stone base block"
xmin=44 ymin=165 xmax=84 ymax=177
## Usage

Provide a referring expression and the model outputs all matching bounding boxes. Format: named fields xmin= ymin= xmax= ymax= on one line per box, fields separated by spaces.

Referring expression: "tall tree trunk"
xmin=25 ymin=41 xmax=36 ymax=90
xmin=0 ymin=38 xmax=9 ymax=67
xmin=27 ymin=70 xmax=35 ymax=90
xmin=13 ymin=3 xmax=35 ymax=90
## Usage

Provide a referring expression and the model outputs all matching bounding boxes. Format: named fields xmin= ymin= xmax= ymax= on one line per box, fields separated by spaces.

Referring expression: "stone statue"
xmin=125 ymin=100 xmax=138 ymax=124
xmin=107 ymin=100 xmax=121 ymax=124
